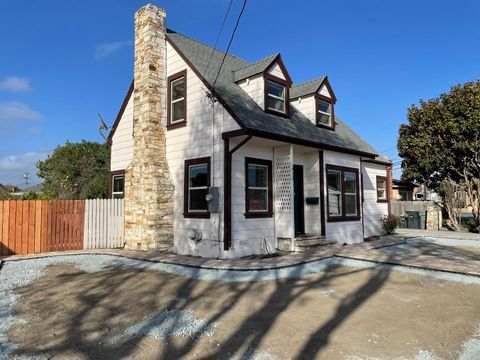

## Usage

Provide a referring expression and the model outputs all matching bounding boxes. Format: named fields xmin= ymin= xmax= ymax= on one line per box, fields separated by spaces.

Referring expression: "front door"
xmin=293 ymin=165 xmax=305 ymax=235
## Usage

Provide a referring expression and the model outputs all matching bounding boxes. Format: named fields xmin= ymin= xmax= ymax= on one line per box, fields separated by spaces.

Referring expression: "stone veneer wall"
xmin=124 ymin=4 xmax=174 ymax=251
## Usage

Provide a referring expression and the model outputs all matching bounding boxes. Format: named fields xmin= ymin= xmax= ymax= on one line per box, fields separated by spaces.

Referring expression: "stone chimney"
xmin=124 ymin=4 xmax=174 ymax=251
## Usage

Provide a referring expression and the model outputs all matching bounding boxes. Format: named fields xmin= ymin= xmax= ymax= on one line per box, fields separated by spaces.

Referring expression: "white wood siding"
xmin=323 ymin=151 xmax=363 ymax=244
xmin=110 ymin=95 xmax=134 ymax=171
xmin=166 ymin=42 xmax=240 ymax=258
xmin=294 ymin=151 xmax=321 ymax=234
xmin=362 ymin=162 xmax=388 ymax=237
xmin=291 ymin=95 xmax=315 ymax=124
xmin=319 ymin=84 xmax=331 ymax=99
xmin=267 ymin=62 xmax=286 ymax=80
xmin=229 ymin=142 xmax=275 ymax=257
xmin=238 ymin=75 xmax=264 ymax=109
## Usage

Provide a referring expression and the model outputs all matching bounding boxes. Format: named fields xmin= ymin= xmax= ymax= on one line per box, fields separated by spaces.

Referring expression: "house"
xmin=107 ymin=4 xmax=392 ymax=258
xmin=392 ymin=179 xmax=418 ymax=201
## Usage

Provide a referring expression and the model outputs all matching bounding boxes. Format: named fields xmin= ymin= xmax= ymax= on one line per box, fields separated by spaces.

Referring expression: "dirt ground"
xmin=7 ymin=261 xmax=480 ymax=360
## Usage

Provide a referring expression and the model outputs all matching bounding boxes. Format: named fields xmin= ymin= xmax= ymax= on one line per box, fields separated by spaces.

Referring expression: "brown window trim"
xmin=167 ymin=69 xmax=187 ymax=130
xmin=316 ymin=94 xmax=335 ymax=130
xmin=326 ymin=165 xmax=360 ymax=222
xmin=184 ymin=157 xmax=211 ymax=219
xmin=244 ymin=157 xmax=273 ymax=218
xmin=108 ymin=170 xmax=125 ymax=199
xmin=264 ymin=74 xmax=290 ymax=118
xmin=376 ymin=175 xmax=389 ymax=203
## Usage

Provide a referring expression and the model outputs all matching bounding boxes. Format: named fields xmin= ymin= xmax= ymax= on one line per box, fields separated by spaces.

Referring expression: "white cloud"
xmin=95 ymin=40 xmax=133 ymax=59
xmin=0 ymin=151 xmax=48 ymax=186
xmin=0 ymin=101 xmax=43 ymax=122
xmin=0 ymin=76 xmax=31 ymax=92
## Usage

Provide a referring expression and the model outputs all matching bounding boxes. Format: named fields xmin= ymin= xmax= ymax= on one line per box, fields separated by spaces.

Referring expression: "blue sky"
xmin=0 ymin=0 xmax=479 ymax=186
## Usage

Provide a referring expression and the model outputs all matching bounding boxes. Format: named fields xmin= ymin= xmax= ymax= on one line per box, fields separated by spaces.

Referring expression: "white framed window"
xmin=376 ymin=176 xmax=388 ymax=202
xmin=266 ymin=80 xmax=286 ymax=113
xmin=245 ymin=157 xmax=272 ymax=217
xmin=184 ymin=157 xmax=210 ymax=218
xmin=326 ymin=165 xmax=360 ymax=221
xmin=327 ymin=169 xmax=342 ymax=216
xmin=317 ymin=98 xmax=332 ymax=126
xmin=170 ymin=77 xmax=185 ymax=123
xmin=112 ymin=174 xmax=124 ymax=199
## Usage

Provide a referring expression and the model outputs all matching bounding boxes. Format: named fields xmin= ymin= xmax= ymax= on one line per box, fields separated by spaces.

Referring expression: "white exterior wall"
xmin=267 ymin=62 xmax=286 ymax=80
xmin=295 ymin=151 xmax=321 ymax=234
xmin=319 ymin=83 xmax=331 ymax=98
xmin=229 ymin=142 xmax=276 ymax=258
xmin=291 ymin=96 xmax=315 ymax=124
xmin=362 ymin=162 xmax=388 ymax=238
xmin=110 ymin=95 xmax=134 ymax=171
xmin=165 ymin=41 xmax=241 ymax=258
xmin=323 ymin=151 xmax=363 ymax=244
xmin=238 ymin=74 xmax=264 ymax=109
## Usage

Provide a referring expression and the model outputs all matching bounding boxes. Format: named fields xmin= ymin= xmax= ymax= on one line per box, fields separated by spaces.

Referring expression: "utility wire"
xmin=203 ymin=0 xmax=233 ymax=78
xmin=212 ymin=0 xmax=248 ymax=91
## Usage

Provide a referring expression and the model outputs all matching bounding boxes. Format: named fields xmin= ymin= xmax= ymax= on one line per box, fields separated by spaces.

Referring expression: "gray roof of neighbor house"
xmin=164 ymin=29 xmax=387 ymax=160
xmin=290 ymin=77 xmax=326 ymax=99
xmin=233 ymin=54 xmax=279 ymax=82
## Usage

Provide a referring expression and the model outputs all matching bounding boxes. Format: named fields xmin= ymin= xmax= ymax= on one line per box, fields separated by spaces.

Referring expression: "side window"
xmin=110 ymin=173 xmax=125 ymax=199
xmin=326 ymin=165 xmax=360 ymax=221
xmin=167 ymin=70 xmax=187 ymax=129
xmin=376 ymin=176 xmax=388 ymax=202
xmin=245 ymin=157 xmax=273 ymax=218
xmin=184 ymin=157 xmax=210 ymax=218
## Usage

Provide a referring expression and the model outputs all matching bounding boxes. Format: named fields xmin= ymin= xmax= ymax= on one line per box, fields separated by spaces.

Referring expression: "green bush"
xmin=380 ymin=215 xmax=401 ymax=235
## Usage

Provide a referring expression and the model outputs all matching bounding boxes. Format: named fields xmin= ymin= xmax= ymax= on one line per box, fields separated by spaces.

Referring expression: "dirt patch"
xmin=6 ymin=261 xmax=480 ymax=359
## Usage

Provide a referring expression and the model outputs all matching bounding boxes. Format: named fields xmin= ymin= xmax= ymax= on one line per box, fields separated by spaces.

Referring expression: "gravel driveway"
xmin=1 ymin=253 xmax=479 ymax=359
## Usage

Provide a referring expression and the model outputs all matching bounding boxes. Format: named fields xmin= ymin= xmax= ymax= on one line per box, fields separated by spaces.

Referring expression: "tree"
xmin=398 ymin=80 xmax=480 ymax=232
xmin=37 ymin=141 xmax=110 ymax=199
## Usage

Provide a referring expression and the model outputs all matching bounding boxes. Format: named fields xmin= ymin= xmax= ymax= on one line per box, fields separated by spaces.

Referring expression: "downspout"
xmin=387 ymin=164 xmax=393 ymax=216
xmin=223 ymin=134 xmax=252 ymax=251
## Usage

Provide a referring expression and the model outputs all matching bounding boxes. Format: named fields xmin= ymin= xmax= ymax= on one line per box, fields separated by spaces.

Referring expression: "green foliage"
xmin=397 ymin=79 xmax=480 ymax=230
xmin=37 ymin=140 xmax=110 ymax=200
xmin=380 ymin=215 xmax=400 ymax=235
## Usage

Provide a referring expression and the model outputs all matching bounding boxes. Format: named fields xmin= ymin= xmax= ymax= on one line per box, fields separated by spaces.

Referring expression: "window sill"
xmin=167 ymin=121 xmax=187 ymax=130
xmin=244 ymin=212 xmax=274 ymax=219
xmin=184 ymin=212 xmax=210 ymax=219
xmin=316 ymin=123 xmax=334 ymax=131
xmin=327 ymin=216 xmax=361 ymax=222
xmin=377 ymin=199 xmax=388 ymax=203
xmin=265 ymin=108 xmax=289 ymax=118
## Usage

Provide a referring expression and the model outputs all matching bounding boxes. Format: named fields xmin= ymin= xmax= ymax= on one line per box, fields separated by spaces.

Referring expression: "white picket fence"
xmin=83 ymin=199 xmax=125 ymax=249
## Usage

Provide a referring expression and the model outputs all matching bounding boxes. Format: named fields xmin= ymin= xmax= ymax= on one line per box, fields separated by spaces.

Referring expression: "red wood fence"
xmin=0 ymin=200 xmax=85 ymax=256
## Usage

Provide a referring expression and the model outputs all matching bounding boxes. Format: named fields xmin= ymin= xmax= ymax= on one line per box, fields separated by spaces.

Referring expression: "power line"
xmin=203 ymin=0 xmax=233 ymax=78
xmin=212 ymin=0 xmax=248 ymax=90
xmin=379 ymin=146 xmax=397 ymax=154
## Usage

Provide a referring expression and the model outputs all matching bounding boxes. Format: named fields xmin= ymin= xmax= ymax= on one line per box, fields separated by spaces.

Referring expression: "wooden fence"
xmin=84 ymin=199 xmax=124 ymax=249
xmin=0 ymin=200 xmax=85 ymax=256
xmin=0 ymin=199 xmax=124 ymax=256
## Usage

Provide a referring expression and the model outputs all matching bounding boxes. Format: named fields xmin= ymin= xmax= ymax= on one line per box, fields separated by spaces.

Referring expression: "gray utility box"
xmin=207 ymin=187 xmax=219 ymax=213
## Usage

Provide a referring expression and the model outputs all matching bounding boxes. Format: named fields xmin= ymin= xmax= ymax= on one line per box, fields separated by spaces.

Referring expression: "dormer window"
xmin=264 ymin=75 xmax=290 ymax=116
xmin=267 ymin=80 xmax=286 ymax=113
xmin=316 ymin=95 xmax=334 ymax=129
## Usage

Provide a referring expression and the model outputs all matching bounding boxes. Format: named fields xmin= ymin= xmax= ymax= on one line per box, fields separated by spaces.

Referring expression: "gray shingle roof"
xmin=290 ymin=77 xmax=326 ymax=99
xmin=166 ymin=29 xmax=386 ymax=160
xmin=233 ymin=54 xmax=278 ymax=82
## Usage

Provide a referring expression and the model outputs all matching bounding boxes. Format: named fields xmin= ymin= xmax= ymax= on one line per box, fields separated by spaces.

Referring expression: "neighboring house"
xmin=107 ymin=5 xmax=392 ymax=258
xmin=392 ymin=179 xmax=418 ymax=201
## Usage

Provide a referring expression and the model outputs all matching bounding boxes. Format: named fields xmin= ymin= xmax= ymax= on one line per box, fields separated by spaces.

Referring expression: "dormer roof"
xmin=233 ymin=54 xmax=278 ymax=82
xmin=290 ymin=76 xmax=336 ymax=102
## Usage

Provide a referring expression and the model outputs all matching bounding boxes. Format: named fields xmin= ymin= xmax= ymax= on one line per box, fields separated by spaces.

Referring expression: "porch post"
xmin=290 ymin=145 xmax=295 ymax=251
